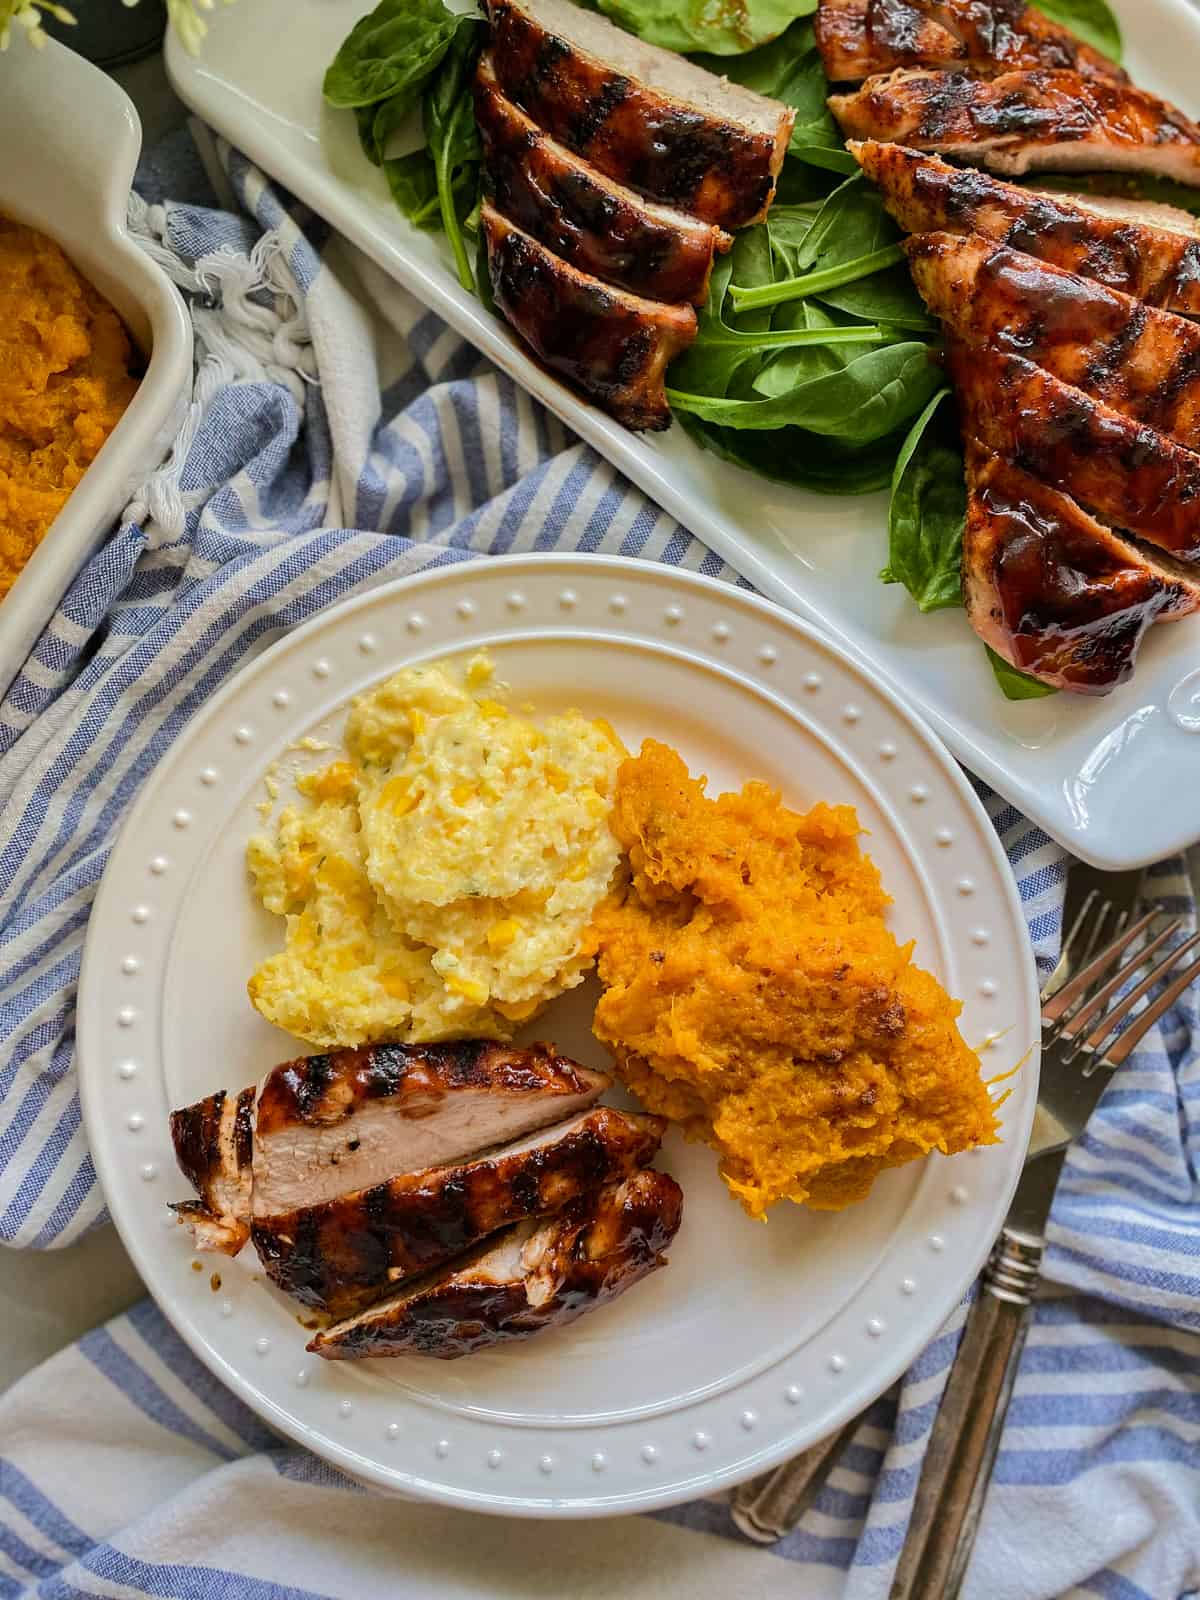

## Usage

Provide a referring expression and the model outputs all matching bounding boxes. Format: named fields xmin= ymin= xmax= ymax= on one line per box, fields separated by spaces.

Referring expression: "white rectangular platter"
xmin=167 ymin=0 xmax=1200 ymax=870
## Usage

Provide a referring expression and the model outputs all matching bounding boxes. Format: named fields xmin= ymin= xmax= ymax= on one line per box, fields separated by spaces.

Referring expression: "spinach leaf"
xmin=323 ymin=0 xmax=459 ymax=108
xmin=1034 ymin=0 xmax=1122 ymax=61
xmin=788 ymin=145 xmax=859 ymax=174
xmin=879 ymin=389 xmax=966 ymax=612
xmin=669 ymin=341 xmax=942 ymax=443
xmin=596 ymin=0 xmax=816 ymax=56
xmin=987 ymin=648 xmax=1058 ymax=700
xmin=669 ymin=235 xmax=887 ymax=403
xmin=333 ymin=1 xmax=483 ymax=286
xmin=357 ymin=92 xmax=419 ymax=168
xmin=423 ymin=18 xmax=486 ymax=289
xmin=752 ymin=298 xmax=882 ymax=394
xmin=678 ymin=412 xmax=905 ymax=495
xmin=815 ymin=263 xmax=937 ymax=332
xmin=385 ymin=150 xmax=441 ymax=225
xmin=794 ymin=173 xmax=899 ymax=273
xmin=730 ymin=174 xmax=904 ymax=311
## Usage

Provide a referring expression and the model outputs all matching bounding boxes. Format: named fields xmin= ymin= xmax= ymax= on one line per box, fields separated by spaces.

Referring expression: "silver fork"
xmin=731 ymin=886 xmax=1200 ymax=1587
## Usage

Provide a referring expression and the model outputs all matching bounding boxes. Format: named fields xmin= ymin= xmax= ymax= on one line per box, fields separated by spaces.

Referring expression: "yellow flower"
xmin=0 ymin=0 xmax=235 ymax=54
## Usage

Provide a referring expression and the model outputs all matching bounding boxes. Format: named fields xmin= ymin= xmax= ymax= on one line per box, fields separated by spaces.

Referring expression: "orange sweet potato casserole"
xmin=0 ymin=215 xmax=139 ymax=598
xmin=591 ymin=741 xmax=999 ymax=1217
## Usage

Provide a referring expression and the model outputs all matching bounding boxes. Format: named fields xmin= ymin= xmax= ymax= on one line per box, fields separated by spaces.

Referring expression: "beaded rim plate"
xmin=79 ymin=555 xmax=1039 ymax=1517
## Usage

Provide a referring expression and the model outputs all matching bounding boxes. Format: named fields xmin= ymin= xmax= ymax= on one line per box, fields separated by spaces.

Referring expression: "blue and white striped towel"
xmin=0 ymin=134 xmax=1197 ymax=1600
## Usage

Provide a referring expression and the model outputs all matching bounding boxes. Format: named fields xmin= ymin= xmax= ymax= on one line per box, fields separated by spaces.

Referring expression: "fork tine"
xmin=1079 ymin=900 xmax=1114 ymax=969
xmin=1041 ymin=888 xmax=1100 ymax=1000
xmin=1078 ymin=929 xmax=1200 ymax=1067
xmin=1055 ymin=918 xmax=1184 ymax=1044
xmin=1041 ymin=908 xmax=1159 ymax=1024
xmin=1096 ymin=945 xmax=1200 ymax=1069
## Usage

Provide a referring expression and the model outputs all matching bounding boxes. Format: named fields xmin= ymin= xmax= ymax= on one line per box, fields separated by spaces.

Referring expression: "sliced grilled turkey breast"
xmin=475 ymin=54 xmax=730 ymax=305
xmin=946 ymin=340 xmax=1200 ymax=562
xmin=481 ymin=203 xmax=697 ymax=431
xmin=830 ymin=69 xmax=1200 ymax=183
xmin=169 ymin=1086 xmax=255 ymax=1255
xmin=964 ymin=448 xmax=1200 ymax=695
xmin=815 ymin=0 xmax=1125 ymax=85
xmin=169 ymin=1042 xmax=610 ymax=1248
xmin=485 ymin=0 xmax=794 ymax=228
xmin=309 ymin=1168 xmax=684 ymax=1360
xmin=251 ymin=1106 xmax=666 ymax=1315
xmin=852 ymin=142 xmax=1200 ymax=317
xmin=907 ymin=232 xmax=1200 ymax=451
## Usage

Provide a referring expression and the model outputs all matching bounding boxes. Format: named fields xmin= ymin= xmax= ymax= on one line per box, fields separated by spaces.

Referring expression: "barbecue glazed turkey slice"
xmin=308 ymin=1168 xmax=684 ymax=1360
xmin=485 ymin=0 xmax=794 ymax=228
xmin=815 ymin=0 xmax=1125 ymax=85
xmin=251 ymin=1106 xmax=666 ymax=1315
xmin=169 ymin=1042 xmax=610 ymax=1250
xmin=946 ymin=340 xmax=1200 ymax=562
xmin=480 ymin=202 xmax=697 ymax=431
xmin=852 ymin=142 xmax=1200 ymax=318
xmin=829 ymin=69 xmax=1200 ymax=182
xmin=907 ymin=232 xmax=1200 ymax=451
xmin=475 ymin=54 xmax=729 ymax=305
xmin=169 ymin=1086 xmax=255 ymax=1255
xmin=964 ymin=448 xmax=1200 ymax=695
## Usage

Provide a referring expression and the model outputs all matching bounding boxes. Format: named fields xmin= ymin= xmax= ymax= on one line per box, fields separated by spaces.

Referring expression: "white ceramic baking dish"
xmin=0 ymin=36 xmax=192 ymax=690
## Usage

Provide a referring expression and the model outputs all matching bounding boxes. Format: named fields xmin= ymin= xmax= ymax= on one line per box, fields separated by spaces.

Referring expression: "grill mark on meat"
xmin=172 ymin=1043 xmax=611 ymax=1243
xmin=573 ymin=73 xmax=631 ymax=150
xmin=854 ymin=142 xmax=1200 ymax=316
xmin=170 ymin=1088 xmax=226 ymax=1193
xmin=948 ymin=340 xmax=1200 ymax=559
xmin=831 ymin=69 xmax=1200 ymax=181
xmin=251 ymin=1107 xmax=665 ymax=1315
xmin=815 ymin=0 xmax=1126 ymax=82
xmin=907 ymin=231 xmax=1200 ymax=453
xmin=480 ymin=56 xmax=732 ymax=304
xmin=481 ymin=203 xmax=696 ymax=431
xmin=309 ymin=1169 xmax=683 ymax=1360
xmin=234 ymin=1087 xmax=254 ymax=1170
xmin=963 ymin=448 xmax=1199 ymax=693
xmin=257 ymin=1040 xmax=587 ymax=1135
xmin=168 ymin=1087 xmax=255 ymax=1255
xmin=1082 ymin=302 xmax=1147 ymax=393
xmin=487 ymin=0 xmax=791 ymax=228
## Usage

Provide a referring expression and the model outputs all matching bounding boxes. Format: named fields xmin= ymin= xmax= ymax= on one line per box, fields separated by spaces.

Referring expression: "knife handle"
xmin=888 ymin=1228 xmax=1043 ymax=1600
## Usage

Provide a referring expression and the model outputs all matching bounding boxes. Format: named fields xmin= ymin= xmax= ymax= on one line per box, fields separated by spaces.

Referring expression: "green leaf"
xmin=794 ymin=172 xmax=899 ymax=272
xmin=986 ymin=648 xmax=1059 ymax=700
xmin=384 ymin=149 xmax=441 ymax=225
xmin=356 ymin=92 xmax=419 ymax=167
xmin=323 ymin=0 xmax=459 ymax=108
xmin=1033 ymin=0 xmax=1122 ymax=61
xmin=596 ymin=0 xmax=817 ymax=56
xmin=815 ymin=262 xmax=937 ymax=332
xmin=677 ymin=412 xmax=906 ymax=494
xmin=788 ymin=144 xmax=859 ymax=174
xmin=879 ymin=389 xmax=966 ymax=612
xmin=475 ymin=223 xmax=497 ymax=314
xmin=422 ymin=17 xmax=486 ymax=289
xmin=668 ymin=341 xmax=942 ymax=443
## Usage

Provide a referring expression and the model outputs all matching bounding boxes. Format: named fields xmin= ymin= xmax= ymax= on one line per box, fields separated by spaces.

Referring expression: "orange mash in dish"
xmin=0 ymin=215 xmax=140 ymax=599
xmin=591 ymin=741 xmax=999 ymax=1217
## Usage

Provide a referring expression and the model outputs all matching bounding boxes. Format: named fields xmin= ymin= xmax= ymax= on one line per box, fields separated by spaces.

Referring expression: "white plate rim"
xmin=79 ymin=552 xmax=1040 ymax=1516
xmin=164 ymin=0 xmax=1200 ymax=873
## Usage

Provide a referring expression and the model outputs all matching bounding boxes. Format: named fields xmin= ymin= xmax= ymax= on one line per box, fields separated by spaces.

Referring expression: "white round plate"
xmin=80 ymin=555 xmax=1039 ymax=1516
